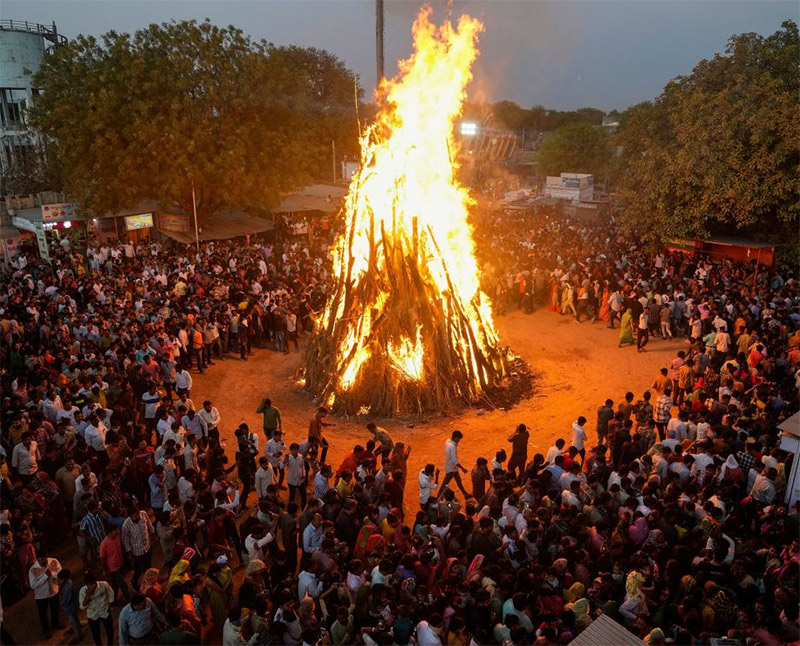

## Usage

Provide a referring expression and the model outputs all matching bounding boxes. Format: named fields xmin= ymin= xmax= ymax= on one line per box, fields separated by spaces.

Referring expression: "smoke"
xmin=382 ymin=0 xmax=574 ymax=109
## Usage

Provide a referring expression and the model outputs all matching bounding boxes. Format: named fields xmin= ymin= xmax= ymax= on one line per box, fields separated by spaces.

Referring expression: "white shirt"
xmin=571 ymin=422 xmax=587 ymax=451
xmin=244 ymin=532 xmax=274 ymax=562
xmin=444 ymin=439 xmax=459 ymax=473
xmin=28 ymin=558 xmax=62 ymax=599
xmin=255 ymin=465 xmax=274 ymax=499
xmin=156 ymin=417 xmax=174 ymax=439
xmin=177 ymin=476 xmax=195 ymax=504
xmin=43 ymin=396 xmax=63 ymax=423
xmin=162 ymin=426 xmax=185 ymax=447
xmin=175 ymin=371 xmax=192 ymax=391
xmin=416 ymin=621 xmax=443 ymax=646
xmin=84 ymin=423 xmax=108 ymax=452
xmin=419 ymin=469 xmax=437 ymax=504
xmin=545 ymin=445 xmax=564 ymax=465
xmin=11 ymin=441 xmax=38 ymax=475
xmin=198 ymin=407 xmax=220 ymax=430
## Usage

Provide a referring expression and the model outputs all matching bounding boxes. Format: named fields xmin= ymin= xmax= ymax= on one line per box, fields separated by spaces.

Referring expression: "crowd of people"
xmin=0 ymin=206 xmax=798 ymax=646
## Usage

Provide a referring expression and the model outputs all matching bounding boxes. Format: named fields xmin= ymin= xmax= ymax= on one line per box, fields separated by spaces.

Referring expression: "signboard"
xmin=158 ymin=213 xmax=190 ymax=233
xmin=41 ymin=202 xmax=81 ymax=222
xmin=125 ymin=213 xmax=154 ymax=231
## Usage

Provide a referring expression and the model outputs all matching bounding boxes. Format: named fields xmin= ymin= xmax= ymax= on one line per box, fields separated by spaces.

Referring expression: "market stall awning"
xmin=159 ymin=210 xmax=274 ymax=244
xmin=273 ymin=183 xmax=347 ymax=214
xmin=569 ymin=614 xmax=645 ymax=646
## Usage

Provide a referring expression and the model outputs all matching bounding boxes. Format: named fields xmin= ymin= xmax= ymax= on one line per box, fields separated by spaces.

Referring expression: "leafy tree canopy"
xmin=29 ymin=20 xmax=361 ymax=223
xmin=461 ymin=101 xmax=605 ymax=133
xmin=615 ymin=20 xmax=799 ymax=241
xmin=536 ymin=121 xmax=614 ymax=180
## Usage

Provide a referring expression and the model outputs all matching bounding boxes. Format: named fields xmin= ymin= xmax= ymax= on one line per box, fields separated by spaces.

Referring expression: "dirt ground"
xmin=201 ymin=307 xmax=685 ymax=496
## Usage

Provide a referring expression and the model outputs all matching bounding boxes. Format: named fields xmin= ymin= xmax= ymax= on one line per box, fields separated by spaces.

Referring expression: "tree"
xmin=616 ymin=20 xmax=799 ymax=241
xmin=29 ymin=20 xmax=360 ymax=224
xmin=536 ymin=122 xmax=614 ymax=179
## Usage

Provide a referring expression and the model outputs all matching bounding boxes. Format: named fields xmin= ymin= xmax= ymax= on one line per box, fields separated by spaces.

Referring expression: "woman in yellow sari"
xmin=168 ymin=559 xmax=191 ymax=588
xmin=204 ymin=560 xmax=233 ymax=629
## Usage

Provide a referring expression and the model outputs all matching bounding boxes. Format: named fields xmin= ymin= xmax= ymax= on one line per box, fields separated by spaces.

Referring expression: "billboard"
xmin=158 ymin=213 xmax=189 ymax=233
xmin=125 ymin=213 xmax=154 ymax=231
xmin=41 ymin=202 xmax=81 ymax=222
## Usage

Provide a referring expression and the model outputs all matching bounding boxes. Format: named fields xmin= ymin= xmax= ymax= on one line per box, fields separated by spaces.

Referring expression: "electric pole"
xmin=376 ymin=0 xmax=385 ymax=86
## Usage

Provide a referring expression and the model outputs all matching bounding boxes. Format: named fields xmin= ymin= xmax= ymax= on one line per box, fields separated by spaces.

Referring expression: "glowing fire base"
xmin=303 ymin=10 xmax=510 ymax=416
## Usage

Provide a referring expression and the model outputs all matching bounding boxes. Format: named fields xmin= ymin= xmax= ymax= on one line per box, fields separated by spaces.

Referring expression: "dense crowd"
xmin=0 ymin=208 xmax=798 ymax=646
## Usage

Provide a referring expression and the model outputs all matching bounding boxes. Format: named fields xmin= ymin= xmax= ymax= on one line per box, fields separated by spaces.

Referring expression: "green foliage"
xmin=29 ymin=20 xmax=361 ymax=223
xmin=536 ymin=122 xmax=614 ymax=179
xmin=616 ymin=20 xmax=800 ymax=241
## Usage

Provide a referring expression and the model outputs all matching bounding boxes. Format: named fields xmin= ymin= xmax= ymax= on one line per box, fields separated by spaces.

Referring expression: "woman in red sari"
xmin=549 ymin=279 xmax=561 ymax=313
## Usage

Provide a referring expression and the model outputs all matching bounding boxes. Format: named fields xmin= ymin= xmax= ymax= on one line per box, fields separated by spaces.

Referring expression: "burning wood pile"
xmin=304 ymin=9 xmax=511 ymax=416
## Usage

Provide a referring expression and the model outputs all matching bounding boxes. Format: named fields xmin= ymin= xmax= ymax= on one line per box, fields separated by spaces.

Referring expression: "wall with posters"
xmin=157 ymin=213 xmax=189 ymax=233
xmin=41 ymin=202 xmax=81 ymax=222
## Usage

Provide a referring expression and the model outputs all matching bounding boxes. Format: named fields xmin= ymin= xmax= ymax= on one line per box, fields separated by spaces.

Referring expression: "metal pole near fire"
xmin=376 ymin=0 xmax=385 ymax=84
xmin=191 ymin=179 xmax=200 ymax=255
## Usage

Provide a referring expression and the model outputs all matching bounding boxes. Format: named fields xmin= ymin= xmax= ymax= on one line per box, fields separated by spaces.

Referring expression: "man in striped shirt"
xmin=121 ymin=506 xmax=154 ymax=591
xmin=79 ymin=499 xmax=107 ymax=563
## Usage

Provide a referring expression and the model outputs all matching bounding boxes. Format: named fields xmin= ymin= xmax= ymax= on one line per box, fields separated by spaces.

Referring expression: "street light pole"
xmin=332 ymin=140 xmax=337 ymax=182
xmin=191 ymin=179 xmax=200 ymax=254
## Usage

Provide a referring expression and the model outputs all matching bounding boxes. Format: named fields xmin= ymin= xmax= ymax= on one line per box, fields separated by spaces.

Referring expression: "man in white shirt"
xmin=84 ymin=413 xmax=108 ymax=453
xmin=418 ymin=464 xmax=439 ymax=507
xmin=255 ymin=457 xmax=274 ymax=499
xmin=29 ymin=554 xmax=62 ymax=638
xmin=198 ymin=400 xmax=221 ymax=438
xmin=175 ymin=365 xmax=192 ymax=396
xmin=545 ymin=439 xmax=567 ymax=465
xmin=161 ymin=421 xmax=184 ymax=447
xmin=11 ymin=433 xmax=40 ymax=483
xmin=177 ymin=470 xmax=196 ymax=504
xmin=416 ymin=616 xmax=445 ymax=646
xmin=244 ymin=526 xmax=275 ymax=562
xmin=715 ymin=327 xmax=731 ymax=354
xmin=690 ymin=442 xmax=715 ymax=484
xmin=438 ymin=431 xmax=470 ymax=499
xmin=571 ymin=417 xmax=588 ymax=464
xmin=42 ymin=391 xmax=63 ymax=424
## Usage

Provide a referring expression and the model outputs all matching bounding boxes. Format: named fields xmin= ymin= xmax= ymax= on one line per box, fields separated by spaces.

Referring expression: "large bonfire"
xmin=304 ymin=8 xmax=510 ymax=416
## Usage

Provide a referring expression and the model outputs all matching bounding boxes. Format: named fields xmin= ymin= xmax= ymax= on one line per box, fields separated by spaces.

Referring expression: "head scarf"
xmin=465 ymin=554 xmax=484 ymax=584
xmin=719 ymin=454 xmax=739 ymax=481
xmin=140 ymin=568 xmax=161 ymax=594
xmin=625 ymin=570 xmax=645 ymax=602
xmin=569 ymin=598 xmax=592 ymax=629
xmin=168 ymin=559 xmax=190 ymax=588
xmin=564 ymin=582 xmax=586 ymax=603
xmin=244 ymin=558 xmax=266 ymax=578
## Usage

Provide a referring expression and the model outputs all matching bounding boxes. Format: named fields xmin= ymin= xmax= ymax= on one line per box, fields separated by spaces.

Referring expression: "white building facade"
xmin=0 ymin=20 xmax=66 ymax=174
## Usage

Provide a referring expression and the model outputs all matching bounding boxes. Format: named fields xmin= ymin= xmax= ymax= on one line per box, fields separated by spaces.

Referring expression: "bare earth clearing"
xmin=201 ymin=308 xmax=684 ymax=493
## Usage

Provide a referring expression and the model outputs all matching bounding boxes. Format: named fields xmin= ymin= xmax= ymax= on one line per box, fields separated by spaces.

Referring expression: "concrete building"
xmin=0 ymin=20 xmax=66 ymax=173
xmin=543 ymin=173 xmax=594 ymax=202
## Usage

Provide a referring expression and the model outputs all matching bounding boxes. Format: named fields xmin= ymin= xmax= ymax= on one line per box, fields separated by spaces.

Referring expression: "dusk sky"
xmin=5 ymin=0 xmax=797 ymax=111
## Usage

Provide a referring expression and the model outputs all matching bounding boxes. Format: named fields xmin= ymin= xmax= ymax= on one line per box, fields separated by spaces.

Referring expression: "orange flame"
xmin=319 ymin=8 xmax=501 ymax=399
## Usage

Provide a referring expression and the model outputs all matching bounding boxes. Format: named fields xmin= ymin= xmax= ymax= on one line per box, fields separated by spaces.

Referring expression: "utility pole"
xmin=376 ymin=0 xmax=385 ymax=86
xmin=191 ymin=179 xmax=200 ymax=254
xmin=332 ymin=140 xmax=337 ymax=182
